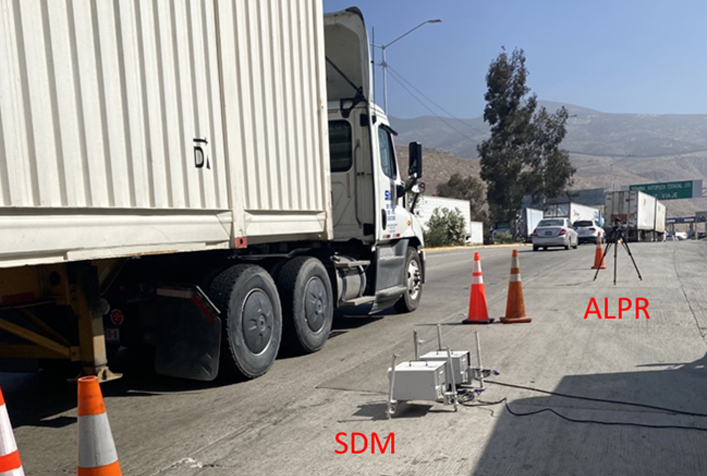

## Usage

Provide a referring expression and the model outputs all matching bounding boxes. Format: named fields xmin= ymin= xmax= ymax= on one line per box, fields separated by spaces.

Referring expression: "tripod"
xmin=593 ymin=221 xmax=642 ymax=285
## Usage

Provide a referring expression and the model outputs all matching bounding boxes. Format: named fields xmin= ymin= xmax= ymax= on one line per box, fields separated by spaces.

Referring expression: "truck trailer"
xmin=0 ymin=3 xmax=426 ymax=381
xmin=543 ymin=202 xmax=601 ymax=224
xmin=518 ymin=207 xmax=544 ymax=242
xmin=604 ymin=191 xmax=665 ymax=242
xmin=416 ymin=196 xmax=471 ymax=233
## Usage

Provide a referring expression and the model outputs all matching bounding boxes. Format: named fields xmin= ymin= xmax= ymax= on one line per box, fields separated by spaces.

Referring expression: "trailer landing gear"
xmin=68 ymin=263 xmax=122 ymax=382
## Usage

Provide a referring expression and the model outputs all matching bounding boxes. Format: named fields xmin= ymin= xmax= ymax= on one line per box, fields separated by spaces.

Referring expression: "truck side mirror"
xmin=408 ymin=142 xmax=423 ymax=179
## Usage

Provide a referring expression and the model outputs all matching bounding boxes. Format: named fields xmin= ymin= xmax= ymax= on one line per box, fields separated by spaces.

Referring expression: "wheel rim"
xmin=406 ymin=259 xmax=421 ymax=301
xmin=242 ymin=288 xmax=274 ymax=355
xmin=304 ymin=276 xmax=328 ymax=333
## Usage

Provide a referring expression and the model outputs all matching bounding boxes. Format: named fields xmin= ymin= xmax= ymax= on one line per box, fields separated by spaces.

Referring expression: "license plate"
xmin=105 ymin=328 xmax=120 ymax=343
xmin=545 ymin=231 xmax=552 ymax=236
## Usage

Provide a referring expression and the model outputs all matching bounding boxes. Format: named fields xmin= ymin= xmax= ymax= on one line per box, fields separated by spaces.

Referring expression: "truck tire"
xmin=209 ymin=264 xmax=282 ymax=379
xmin=395 ymin=248 xmax=423 ymax=313
xmin=276 ymin=257 xmax=333 ymax=354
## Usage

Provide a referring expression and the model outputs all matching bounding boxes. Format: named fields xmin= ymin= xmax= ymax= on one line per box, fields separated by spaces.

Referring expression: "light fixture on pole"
xmin=373 ymin=19 xmax=441 ymax=114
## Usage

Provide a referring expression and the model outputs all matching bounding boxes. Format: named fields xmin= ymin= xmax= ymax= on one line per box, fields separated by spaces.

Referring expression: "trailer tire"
xmin=395 ymin=248 xmax=423 ymax=313
xmin=276 ymin=257 xmax=333 ymax=354
xmin=209 ymin=264 xmax=282 ymax=379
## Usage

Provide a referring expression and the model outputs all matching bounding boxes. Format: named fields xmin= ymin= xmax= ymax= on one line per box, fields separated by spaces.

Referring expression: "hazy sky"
xmin=323 ymin=1 xmax=707 ymax=119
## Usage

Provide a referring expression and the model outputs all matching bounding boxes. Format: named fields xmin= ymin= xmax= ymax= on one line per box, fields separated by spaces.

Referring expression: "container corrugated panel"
xmin=655 ymin=201 xmax=666 ymax=233
xmin=0 ymin=0 xmax=228 ymax=210
xmin=216 ymin=0 xmax=331 ymax=240
xmin=0 ymin=0 xmax=331 ymax=267
xmin=636 ymin=191 xmax=656 ymax=230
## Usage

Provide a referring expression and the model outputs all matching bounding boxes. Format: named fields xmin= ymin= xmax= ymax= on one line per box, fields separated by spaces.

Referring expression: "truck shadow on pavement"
xmin=2 ymin=313 xmax=389 ymax=429
xmin=470 ymin=352 xmax=707 ymax=475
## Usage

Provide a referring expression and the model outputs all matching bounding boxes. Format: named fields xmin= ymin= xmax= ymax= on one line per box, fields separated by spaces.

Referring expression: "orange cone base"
xmin=78 ymin=459 xmax=122 ymax=476
xmin=500 ymin=316 xmax=532 ymax=324
xmin=591 ymin=263 xmax=606 ymax=270
xmin=461 ymin=318 xmax=495 ymax=324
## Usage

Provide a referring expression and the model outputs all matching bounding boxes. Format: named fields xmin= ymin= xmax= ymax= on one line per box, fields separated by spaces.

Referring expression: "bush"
xmin=424 ymin=207 xmax=467 ymax=247
xmin=493 ymin=232 xmax=513 ymax=244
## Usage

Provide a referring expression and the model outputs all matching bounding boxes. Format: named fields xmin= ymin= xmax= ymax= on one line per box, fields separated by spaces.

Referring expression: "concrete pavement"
xmin=4 ymin=241 xmax=707 ymax=475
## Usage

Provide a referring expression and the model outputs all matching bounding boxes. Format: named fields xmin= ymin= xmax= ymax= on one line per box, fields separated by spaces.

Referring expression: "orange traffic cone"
xmin=591 ymin=237 xmax=607 ymax=270
xmin=77 ymin=376 xmax=121 ymax=476
xmin=462 ymin=252 xmax=494 ymax=324
xmin=0 ymin=384 xmax=24 ymax=475
xmin=501 ymin=250 xmax=532 ymax=324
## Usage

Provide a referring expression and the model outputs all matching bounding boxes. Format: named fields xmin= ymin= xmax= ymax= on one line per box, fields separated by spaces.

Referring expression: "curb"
xmin=425 ymin=243 xmax=531 ymax=254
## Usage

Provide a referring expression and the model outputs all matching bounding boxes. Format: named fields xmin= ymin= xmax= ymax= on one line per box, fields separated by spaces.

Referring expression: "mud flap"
xmin=152 ymin=286 xmax=221 ymax=381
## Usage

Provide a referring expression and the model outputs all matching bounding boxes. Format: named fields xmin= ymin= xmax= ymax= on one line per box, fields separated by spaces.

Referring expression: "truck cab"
xmin=325 ymin=8 xmax=426 ymax=313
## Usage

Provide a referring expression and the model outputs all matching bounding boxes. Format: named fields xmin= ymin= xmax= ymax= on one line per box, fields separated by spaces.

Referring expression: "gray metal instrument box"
xmin=389 ymin=360 xmax=447 ymax=401
xmin=419 ymin=350 xmax=471 ymax=385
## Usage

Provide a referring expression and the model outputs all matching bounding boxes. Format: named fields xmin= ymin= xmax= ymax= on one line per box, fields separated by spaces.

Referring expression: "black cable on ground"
xmin=453 ymin=381 xmax=707 ymax=432
xmin=485 ymin=379 xmax=707 ymax=419
xmin=502 ymin=399 xmax=707 ymax=433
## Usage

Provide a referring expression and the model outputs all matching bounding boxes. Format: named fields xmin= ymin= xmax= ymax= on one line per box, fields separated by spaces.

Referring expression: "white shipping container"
xmin=543 ymin=202 xmax=600 ymax=223
xmin=636 ymin=192 xmax=656 ymax=230
xmin=655 ymin=201 xmax=666 ymax=234
xmin=468 ymin=221 xmax=484 ymax=245
xmin=0 ymin=0 xmax=331 ymax=269
xmin=416 ymin=196 xmax=472 ymax=235
xmin=605 ymin=190 xmax=657 ymax=230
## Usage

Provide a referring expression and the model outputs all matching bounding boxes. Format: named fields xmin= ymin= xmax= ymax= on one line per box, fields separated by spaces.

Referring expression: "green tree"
xmin=524 ymin=106 xmax=576 ymax=201
xmin=478 ymin=47 xmax=574 ymax=231
xmin=424 ymin=207 xmax=466 ymax=248
xmin=436 ymin=174 xmax=488 ymax=223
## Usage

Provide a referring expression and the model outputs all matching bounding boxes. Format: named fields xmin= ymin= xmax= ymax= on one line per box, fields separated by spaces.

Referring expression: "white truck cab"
xmin=325 ymin=8 xmax=426 ymax=313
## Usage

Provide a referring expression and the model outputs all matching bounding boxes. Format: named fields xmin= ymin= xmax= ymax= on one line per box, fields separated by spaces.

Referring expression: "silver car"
xmin=532 ymin=218 xmax=578 ymax=251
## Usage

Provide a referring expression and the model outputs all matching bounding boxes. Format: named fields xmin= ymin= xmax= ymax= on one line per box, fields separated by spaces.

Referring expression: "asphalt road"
xmin=5 ymin=240 xmax=707 ymax=475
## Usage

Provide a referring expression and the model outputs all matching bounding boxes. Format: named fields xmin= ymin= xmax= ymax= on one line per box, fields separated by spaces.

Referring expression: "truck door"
xmin=375 ymin=125 xmax=410 ymax=241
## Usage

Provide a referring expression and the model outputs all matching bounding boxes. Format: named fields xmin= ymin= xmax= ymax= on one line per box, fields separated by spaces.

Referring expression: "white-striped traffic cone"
xmin=77 ymin=376 xmax=121 ymax=476
xmin=0 ymin=384 xmax=24 ymax=475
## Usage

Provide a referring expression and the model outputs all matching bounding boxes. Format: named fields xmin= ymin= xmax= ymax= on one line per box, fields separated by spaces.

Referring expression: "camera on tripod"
xmin=594 ymin=218 xmax=642 ymax=285
xmin=605 ymin=219 xmax=625 ymax=243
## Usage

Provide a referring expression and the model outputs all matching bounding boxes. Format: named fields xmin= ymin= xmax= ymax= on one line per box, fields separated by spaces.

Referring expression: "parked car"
xmin=573 ymin=219 xmax=605 ymax=244
xmin=532 ymin=218 xmax=578 ymax=251
xmin=675 ymin=231 xmax=688 ymax=240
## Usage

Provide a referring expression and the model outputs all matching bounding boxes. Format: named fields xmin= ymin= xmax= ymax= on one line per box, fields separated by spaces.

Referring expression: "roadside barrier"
xmin=591 ymin=237 xmax=607 ymax=270
xmin=0 ymin=384 xmax=24 ymax=475
xmin=77 ymin=376 xmax=121 ymax=476
xmin=462 ymin=252 xmax=494 ymax=324
xmin=501 ymin=250 xmax=532 ymax=324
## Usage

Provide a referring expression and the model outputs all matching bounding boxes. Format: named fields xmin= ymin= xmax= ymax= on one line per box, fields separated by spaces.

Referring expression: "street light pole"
xmin=374 ymin=19 xmax=441 ymax=114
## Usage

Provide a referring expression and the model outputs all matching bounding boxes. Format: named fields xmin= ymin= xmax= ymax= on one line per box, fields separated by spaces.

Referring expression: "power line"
xmin=386 ymin=69 xmax=478 ymax=143
xmin=386 ymin=64 xmax=490 ymax=136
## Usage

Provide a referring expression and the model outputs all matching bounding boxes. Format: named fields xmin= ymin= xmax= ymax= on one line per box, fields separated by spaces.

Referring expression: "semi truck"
xmin=604 ymin=191 xmax=666 ymax=242
xmin=0 ymin=2 xmax=426 ymax=382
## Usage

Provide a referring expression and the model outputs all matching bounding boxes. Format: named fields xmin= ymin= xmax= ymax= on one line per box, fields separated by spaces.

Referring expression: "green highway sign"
xmin=629 ymin=180 xmax=702 ymax=200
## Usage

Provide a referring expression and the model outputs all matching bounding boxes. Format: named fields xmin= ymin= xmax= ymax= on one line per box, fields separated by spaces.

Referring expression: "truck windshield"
xmin=329 ymin=121 xmax=352 ymax=172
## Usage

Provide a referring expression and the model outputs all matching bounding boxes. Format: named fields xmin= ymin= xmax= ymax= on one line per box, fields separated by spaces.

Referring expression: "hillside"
xmin=392 ymin=101 xmax=707 ymax=220
xmin=391 ymin=101 xmax=707 ymax=159
xmin=395 ymin=146 xmax=480 ymax=194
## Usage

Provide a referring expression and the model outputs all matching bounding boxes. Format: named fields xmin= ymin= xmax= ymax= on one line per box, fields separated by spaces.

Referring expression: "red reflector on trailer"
xmin=110 ymin=309 xmax=124 ymax=326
